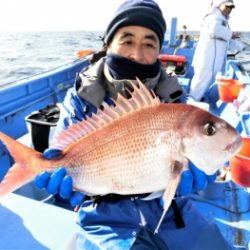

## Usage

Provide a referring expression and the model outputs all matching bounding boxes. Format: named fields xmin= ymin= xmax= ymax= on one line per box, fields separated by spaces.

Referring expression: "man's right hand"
xmin=35 ymin=148 xmax=85 ymax=207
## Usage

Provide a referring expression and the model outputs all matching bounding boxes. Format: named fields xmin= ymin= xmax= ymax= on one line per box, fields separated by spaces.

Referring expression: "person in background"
xmin=189 ymin=0 xmax=245 ymax=102
xmin=35 ymin=0 xmax=233 ymax=249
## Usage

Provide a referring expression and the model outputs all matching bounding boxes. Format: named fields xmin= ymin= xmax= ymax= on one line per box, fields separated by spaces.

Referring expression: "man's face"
xmin=219 ymin=4 xmax=234 ymax=17
xmin=107 ymin=26 xmax=160 ymax=65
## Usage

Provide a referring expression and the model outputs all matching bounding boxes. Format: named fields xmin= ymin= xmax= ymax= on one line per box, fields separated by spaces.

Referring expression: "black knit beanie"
xmin=103 ymin=0 xmax=166 ymax=47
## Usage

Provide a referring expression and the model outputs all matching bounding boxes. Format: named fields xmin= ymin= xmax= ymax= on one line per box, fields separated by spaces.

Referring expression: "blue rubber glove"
xmin=177 ymin=161 xmax=217 ymax=196
xmin=35 ymin=148 xmax=85 ymax=207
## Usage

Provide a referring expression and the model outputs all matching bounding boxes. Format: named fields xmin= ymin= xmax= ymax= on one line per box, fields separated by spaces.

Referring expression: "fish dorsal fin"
xmin=51 ymin=78 xmax=160 ymax=150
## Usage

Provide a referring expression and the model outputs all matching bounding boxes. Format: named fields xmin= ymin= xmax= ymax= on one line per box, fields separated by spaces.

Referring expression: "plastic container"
xmin=25 ymin=104 xmax=60 ymax=153
xmin=77 ymin=48 xmax=94 ymax=58
xmin=217 ymin=79 xmax=243 ymax=102
xmin=230 ymin=136 xmax=250 ymax=187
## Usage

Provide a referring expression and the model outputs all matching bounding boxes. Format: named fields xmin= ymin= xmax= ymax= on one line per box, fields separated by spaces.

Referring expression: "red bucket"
xmin=230 ymin=136 xmax=250 ymax=187
xmin=217 ymin=79 xmax=243 ymax=103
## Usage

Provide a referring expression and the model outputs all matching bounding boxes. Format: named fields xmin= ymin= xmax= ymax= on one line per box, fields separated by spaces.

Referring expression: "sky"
xmin=0 ymin=0 xmax=249 ymax=33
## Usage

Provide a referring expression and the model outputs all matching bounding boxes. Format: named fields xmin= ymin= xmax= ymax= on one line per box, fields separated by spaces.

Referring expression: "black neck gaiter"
xmin=106 ymin=53 xmax=161 ymax=80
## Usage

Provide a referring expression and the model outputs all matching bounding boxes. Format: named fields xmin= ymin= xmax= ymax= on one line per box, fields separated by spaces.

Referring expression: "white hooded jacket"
xmin=190 ymin=6 xmax=245 ymax=101
xmin=192 ymin=8 xmax=231 ymax=70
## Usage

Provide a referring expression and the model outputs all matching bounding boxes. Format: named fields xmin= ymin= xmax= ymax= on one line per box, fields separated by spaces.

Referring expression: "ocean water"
xmin=0 ymin=30 xmax=250 ymax=87
xmin=0 ymin=31 xmax=104 ymax=86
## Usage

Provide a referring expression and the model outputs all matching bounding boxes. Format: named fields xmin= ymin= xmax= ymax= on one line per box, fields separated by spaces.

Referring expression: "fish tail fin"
xmin=0 ymin=132 xmax=43 ymax=198
xmin=0 ymin=163 xmax=36 ymax=197
xmin=154 ymin=175 xmax=181 ymax=234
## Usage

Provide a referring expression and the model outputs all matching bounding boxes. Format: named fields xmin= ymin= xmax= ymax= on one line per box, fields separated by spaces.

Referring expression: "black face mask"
xmin=105 ymin=53 xmax=161 ymax=80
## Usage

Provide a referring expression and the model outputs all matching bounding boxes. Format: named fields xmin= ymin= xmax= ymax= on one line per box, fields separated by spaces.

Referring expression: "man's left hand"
xmin=177 ymin=161 xmax=217 ymax=196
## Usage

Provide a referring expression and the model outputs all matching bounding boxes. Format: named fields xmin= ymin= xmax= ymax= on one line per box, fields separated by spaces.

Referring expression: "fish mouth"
xmin=224 ymin=136 xmax=242 ymax=154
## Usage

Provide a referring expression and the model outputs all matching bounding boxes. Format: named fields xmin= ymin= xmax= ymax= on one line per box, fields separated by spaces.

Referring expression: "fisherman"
xmin=35 ymin=0 xmax=234 ymax=249
xmin=189 ymin=0 xmax=246 ymax=102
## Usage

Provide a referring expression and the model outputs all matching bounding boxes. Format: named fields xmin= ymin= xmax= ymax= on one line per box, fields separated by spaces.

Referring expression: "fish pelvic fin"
xmin=0 ymin=132 xmax=43 ymax=198
xmin=154 ymin=174 xmax=181 ymax=234
xmin=51 ymin=78 xmax=161 ymax=150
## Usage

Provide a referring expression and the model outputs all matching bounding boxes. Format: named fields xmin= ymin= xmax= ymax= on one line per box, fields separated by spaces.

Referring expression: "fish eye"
xmin=204 ymin=121 xmax=216 ymax=136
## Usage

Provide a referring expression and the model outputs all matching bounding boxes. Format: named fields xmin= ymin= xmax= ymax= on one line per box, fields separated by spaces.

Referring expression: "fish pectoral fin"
xmin=181 ymin=158 xmax=190 ymax=171
xmin=0 ymin=163 xmax=35 ymax=198
xmin=154 ymin=174 xmax=181 ymax=234
xmin=171 ymin=160 xmax=184 ymax=177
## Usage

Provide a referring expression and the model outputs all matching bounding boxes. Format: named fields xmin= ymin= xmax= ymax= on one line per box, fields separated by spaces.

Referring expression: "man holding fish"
xmin=32 ymin=0 xmax=238 ymax=249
